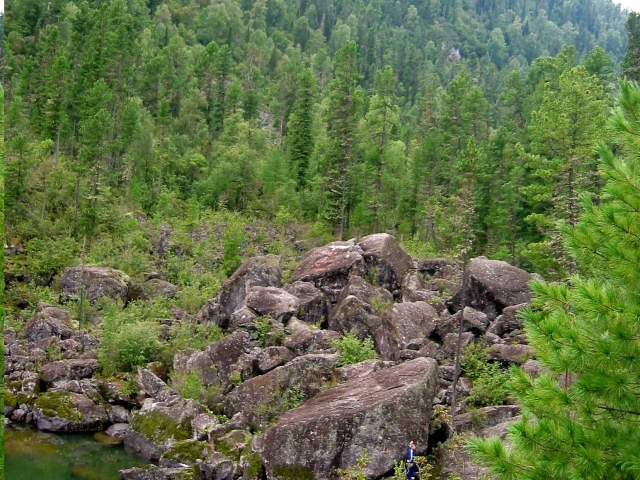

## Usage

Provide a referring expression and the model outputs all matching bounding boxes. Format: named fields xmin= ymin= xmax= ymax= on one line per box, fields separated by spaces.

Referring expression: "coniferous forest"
xmin=3 ymin=0 xmax=640 ymax=478
xmin=4 ymin=0 xmax=632 ymax=279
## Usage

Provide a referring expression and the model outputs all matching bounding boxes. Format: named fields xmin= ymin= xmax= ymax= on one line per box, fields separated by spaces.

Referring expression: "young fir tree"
xmin=468 ymin=80 xmax=640 ymax=479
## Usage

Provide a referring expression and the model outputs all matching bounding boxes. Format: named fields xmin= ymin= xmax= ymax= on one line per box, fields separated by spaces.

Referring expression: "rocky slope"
xmin=4 ymin=234 xmax=538 ymax=479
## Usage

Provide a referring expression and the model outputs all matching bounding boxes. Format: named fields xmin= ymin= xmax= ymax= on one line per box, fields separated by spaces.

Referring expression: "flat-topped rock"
xmin=246 ymin=286 xmax=299 ymax=322
xmin=60 ymin=266 xmax=131 ymax=303
xmin=261 ymin=357 xmax=438 ymax=479
xmin=450 ymin=257 xmax=533 ymax=320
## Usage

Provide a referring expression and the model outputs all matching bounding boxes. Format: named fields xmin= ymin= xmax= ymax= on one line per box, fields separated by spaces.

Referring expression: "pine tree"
xmin=287 ymin=68 xmax=318 ymax=190
xmin=469 ymin=79 xmax=640 ymax=480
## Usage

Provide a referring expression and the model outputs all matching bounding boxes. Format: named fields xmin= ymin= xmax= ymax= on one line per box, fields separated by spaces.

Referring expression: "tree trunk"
xmin=451 ymin=250 xmax=468 ymax=417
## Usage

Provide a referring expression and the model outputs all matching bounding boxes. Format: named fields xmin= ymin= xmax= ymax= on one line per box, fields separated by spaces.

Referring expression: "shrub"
xmin=222 ymin=221 xmax=244 ymax=276
xmin=336 ymin=449 xmax=371 ymax=480
xmin=98 ymin=301 xmax=162 ymax=375
xmin=251 ymin=317 xmax=272 ymax=347
xmin=283 ymin=386 xmax=306 ymax=410
xmin=460 ymin=343 xmax=510 ymax=408
xmin=334 ymin=333 xmax=378 ymax=367
xmin=173 ymin=370 xmax=223 ymax=410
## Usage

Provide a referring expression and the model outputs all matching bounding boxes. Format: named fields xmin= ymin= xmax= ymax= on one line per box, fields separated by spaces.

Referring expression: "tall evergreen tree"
xmin=362 ymin=65 xmax=399 ymax=233
xmin=622 ymin=12 xmax=640 ymax=82
xmin=523 ymin=65 xmax=607 ymax=276
xmin=469 ymin=79 xmax=640 ymax=480
xmin=323 ymin=40 xmax=362 ymax=240
xmin=287 ymin=68 xmax=318 ymax=190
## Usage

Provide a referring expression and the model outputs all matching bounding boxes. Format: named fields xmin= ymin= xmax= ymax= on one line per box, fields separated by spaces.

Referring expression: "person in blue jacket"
xmin=405 ymin=440 xmax=418 ymax=479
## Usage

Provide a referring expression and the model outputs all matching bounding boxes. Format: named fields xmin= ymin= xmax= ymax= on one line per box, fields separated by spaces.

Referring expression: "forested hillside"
xmin=3 ymin=0 xmax=631 ymax=305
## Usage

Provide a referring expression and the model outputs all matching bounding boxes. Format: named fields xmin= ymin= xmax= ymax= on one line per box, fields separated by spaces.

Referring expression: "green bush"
xmin=251 ymin=317 xmax=272 ymax=347
xmin=460 ymin=343 xmax=510 ymax=408
xmin=334 ymin=333 xmax=378 ymax=367
xmin=98 ymin=301 xmax=163 ymax=375
xmin=222 ymin=221 xmax=244 ymax=276
xmin=173 ymin=370 xmax=223 ymax=410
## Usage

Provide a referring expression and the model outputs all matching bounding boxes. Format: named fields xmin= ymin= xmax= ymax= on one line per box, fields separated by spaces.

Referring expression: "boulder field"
xmin=4 ymin=234 xmax=537 ymax=479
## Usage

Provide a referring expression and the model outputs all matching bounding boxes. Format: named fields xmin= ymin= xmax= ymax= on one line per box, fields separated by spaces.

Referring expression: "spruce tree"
xmin=324 ymin=40 xmax=362 ymax=240
xmin=287 ymin=68 xmax=318 ymax=190
xmin=469 ymin=80 xmax=640 ymax=479
xmin=622 ymin=12 xmax=640 ymax=83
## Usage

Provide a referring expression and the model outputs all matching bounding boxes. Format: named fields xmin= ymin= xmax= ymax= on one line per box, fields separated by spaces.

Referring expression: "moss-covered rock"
xmin=130 ymin=410 xmax=191 ymax=445
xmin=241 ymin=451 xmax=263 ymax=480
xmin=35 ymin=392 xmax=82 ymax=423
xmin=162 ymin=440 xmax=211 ymax=465
xmin=4 ymin=390 xmax=18 ymax=409
xmin=33 ymin=391 xmax=108 ymax=432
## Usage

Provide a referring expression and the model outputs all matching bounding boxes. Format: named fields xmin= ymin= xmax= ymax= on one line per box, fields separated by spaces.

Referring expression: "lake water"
xmin=5 ymin=426 xmax=149 ymax=480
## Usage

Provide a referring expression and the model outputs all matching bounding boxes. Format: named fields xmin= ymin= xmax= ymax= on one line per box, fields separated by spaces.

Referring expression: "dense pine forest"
xmin=4 ymin=0 xmax=632 ymax=286
xmin=4 ymin=0 xmax=640 ymax=479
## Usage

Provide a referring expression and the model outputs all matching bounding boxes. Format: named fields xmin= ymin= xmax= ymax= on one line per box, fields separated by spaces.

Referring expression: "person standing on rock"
xmin=406 ymin=440 xmax=418 ymax=479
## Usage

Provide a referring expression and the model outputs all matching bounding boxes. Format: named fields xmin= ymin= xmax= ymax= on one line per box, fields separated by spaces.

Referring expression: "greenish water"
xmin=5 ymin=427 xmax=149 ymax=480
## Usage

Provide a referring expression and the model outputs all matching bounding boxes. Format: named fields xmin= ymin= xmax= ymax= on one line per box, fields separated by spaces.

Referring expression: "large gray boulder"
xmin=24 ymin=304 xmax=74 ymax=343
xmin=195 ymin=255 xmax=282 ymax=328
xmin=327 ymin=295 xmax=382 ymax=340
xmin=283 ymin=281 xmax=328 ymax=325
xmin=125 ymin=399 xmax=205 ymax=461
xmin=291 ymin=240 xmax=366 ymax=302
xmin=450 ymin=257 xmax=533 ymax=320
xmin=246 ymin=286 xmax=299 ymax=322
xmin=374 ymin=301 xmax=438 ymax=361
xmin=39 ymin=359 xmax=99 ymax=384
xmin=60 ymin=266 xmax=131 ymax=303
xmin=261 ymin=357 xmax=438 ymax=479
xmin=173 ymin=331 xmax=255 ymax=391
xmin=225 ymin=353 xmax=339 ymax=429
xmin=358 ymin=234 xmax=413 ymax=293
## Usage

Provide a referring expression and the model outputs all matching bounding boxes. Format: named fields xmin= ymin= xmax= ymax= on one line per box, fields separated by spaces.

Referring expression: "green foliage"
xmin=251 ymin=316 xmax=272 ymax=347
xmin=336 ymin=449 xmax=371 ymax=480
xmin=228 ymin=370 xmax=243 ymax=388
xmin=283 ymin=386 xmax=306 ymax=410
xmin=370 ymin=295 xmax=392 ymax=315
xmin=175 ymin=371 xmax=223 ymax=411
xmin=460 ymin=343 xmax=510 ymax=408
xmin=98 ymin=301 xmax=163 ymax=375
xmin=334 ymin=333 xmax=378 ymax=367
xmin=468 ymin=81 xmax=640 ymax=479
xmin=222 ymin=221 xmax=244 ymax=277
